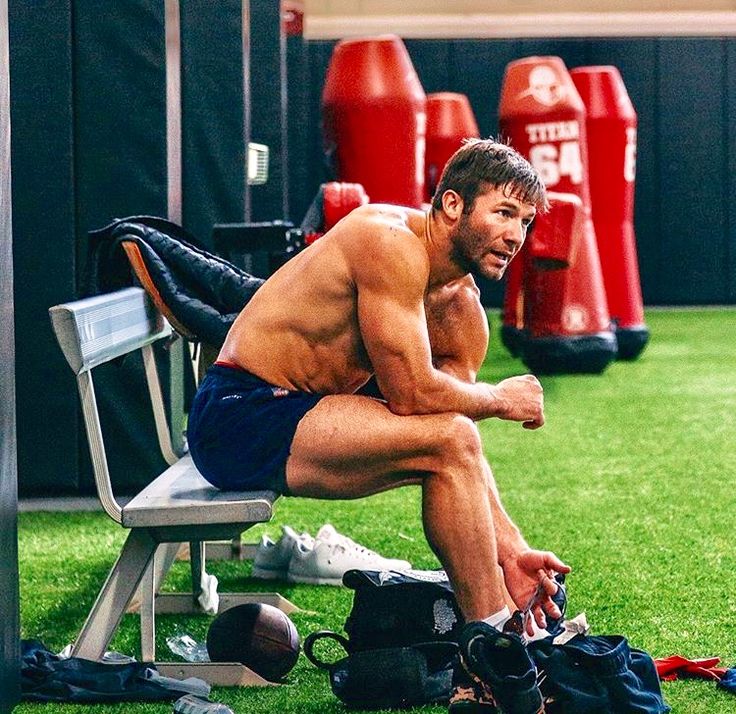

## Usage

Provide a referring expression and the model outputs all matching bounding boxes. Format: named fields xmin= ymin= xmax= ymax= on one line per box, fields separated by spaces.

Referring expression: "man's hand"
xmin=488 ymin=375 xmax=545 ymax=429
xmin=501 ymin=549 xmax=571 ymax=633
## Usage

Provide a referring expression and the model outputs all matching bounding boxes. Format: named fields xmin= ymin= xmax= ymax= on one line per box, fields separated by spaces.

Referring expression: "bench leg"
xmin=190 ymin=540 xmax=204 ymax=605
xmin=140 ymin=541 xmax=182 ymax=661
xmin=140 ymin=552 xmax=156 ymax=662
xmin=127 ymin=541 xmax=180 ymax=614
xmin=73 ymin=529 xmax=157 ymax=661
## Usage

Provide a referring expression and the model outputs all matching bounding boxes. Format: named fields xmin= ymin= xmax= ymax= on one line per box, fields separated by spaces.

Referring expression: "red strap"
xmin=213 ymin=359 xmax=244 ymax=371
xmin=654 ymin=655 xmax=724 ymax=681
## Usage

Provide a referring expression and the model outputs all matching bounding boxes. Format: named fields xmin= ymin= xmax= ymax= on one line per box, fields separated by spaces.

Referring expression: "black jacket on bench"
xmin=85 ymin=215 xmax=264 ymax=348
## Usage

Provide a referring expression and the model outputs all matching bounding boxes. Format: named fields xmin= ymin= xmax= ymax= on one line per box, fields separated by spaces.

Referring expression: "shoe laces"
xmin=449 ymin=684 xmax=481 ymax=704
xmin=453 ymin=668 xmax=497 ymax=706
xmin=324 ymin=532 xmax=380 ymax=559
xmin=328 ymin=540 xmax=379 ymax=560
xmin=283 ymin=529 xmax=314 ymax=550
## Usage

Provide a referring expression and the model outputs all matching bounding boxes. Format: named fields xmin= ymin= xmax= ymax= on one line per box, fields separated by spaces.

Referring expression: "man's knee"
xmin=436 ymin=414 xmax=484 ymax=471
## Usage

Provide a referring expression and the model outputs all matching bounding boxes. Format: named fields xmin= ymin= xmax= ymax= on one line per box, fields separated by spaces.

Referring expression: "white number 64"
xmin=529 ymin=141 xmax=583 ymax=187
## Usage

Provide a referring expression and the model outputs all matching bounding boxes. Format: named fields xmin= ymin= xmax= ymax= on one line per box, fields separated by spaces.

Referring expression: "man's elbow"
xmin=374 ymin=367 xmax=442 ymax=416
xmin=382 ymin=385 xmax=435 ymax=416
xmin=374 ymin=379 xmax=414 ymax=415
xmin=385 ymin=396 xmax=420 ymax=416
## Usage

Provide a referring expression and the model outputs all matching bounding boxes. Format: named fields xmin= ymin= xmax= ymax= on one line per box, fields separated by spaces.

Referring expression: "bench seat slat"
xmin=121 ymin=455 xmax=277 ymax=528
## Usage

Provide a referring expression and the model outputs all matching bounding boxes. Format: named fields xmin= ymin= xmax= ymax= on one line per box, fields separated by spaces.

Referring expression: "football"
xmin=206 ymin=603 xmax=300 ymax=681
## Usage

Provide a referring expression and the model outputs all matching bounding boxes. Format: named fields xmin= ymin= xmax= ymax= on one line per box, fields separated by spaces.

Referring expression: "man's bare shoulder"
xmin=334 ymin=204 xmax=429 ymax=281
xmin=338 ymin=203 xmax=423 ymax=241
xmin=451 ymin=274 xmax=482 ymax=296
xmin=427 ymin=274 xmax=481 ymax=304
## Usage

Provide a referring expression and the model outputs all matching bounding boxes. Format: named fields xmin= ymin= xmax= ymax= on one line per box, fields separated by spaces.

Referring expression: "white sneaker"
xmin=252 ymin=525 xmax=314 ymax=580
xmin=286 ymin=524 xmax=412 ymax=586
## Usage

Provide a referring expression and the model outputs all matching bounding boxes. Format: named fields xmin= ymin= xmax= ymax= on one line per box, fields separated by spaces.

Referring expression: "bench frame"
xmin=49 ymin=287 xmax=295 ymax=686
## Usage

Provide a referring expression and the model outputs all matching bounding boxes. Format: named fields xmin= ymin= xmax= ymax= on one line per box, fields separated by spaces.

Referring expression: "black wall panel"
xmin=658 ymin=39 xmax=727 ymax=304
xmin=1 ymin=0 xmax=20 ymax=704
xmin=518 ymin=38 xmax=591 ymax=71
xmin=451 ymin=39 xmax=520 ymax=140
xmin=404 ymin=39 xmax=452 ymax=95
xmin=181 ymin=0 xmax=246 ymax=247
xmin=726 ymin=41 xmax=736 ymax=303
xmin=306 ymin=41 xmax=336 ymax=197
xmin=73 ymin=0 xmax=169 ymax=273
xmin=250 ymin=0 xmax=288 ymax=221
xmin=287 ymin=32 xmax=311 ymax=222
xmin=73 ymin=1 xmax=170 ymax=492
xmin=9 ymin=1 xmax=78 ymax=493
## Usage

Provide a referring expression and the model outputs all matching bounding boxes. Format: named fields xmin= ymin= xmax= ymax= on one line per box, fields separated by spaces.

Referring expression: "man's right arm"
xmin=350 ymin=226 xmax=544 ymax=426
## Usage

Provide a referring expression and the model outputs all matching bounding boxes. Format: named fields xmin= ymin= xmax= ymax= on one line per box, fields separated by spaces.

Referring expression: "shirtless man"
xmin=188 ymin=139 xmax=569 ymax=713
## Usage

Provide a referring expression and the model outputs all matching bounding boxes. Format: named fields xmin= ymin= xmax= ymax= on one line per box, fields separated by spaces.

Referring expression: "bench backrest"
xmin=49 ymin=287 xmax=171 ymax=374
xmin=49 ymin=288 xmax=179 ymax=523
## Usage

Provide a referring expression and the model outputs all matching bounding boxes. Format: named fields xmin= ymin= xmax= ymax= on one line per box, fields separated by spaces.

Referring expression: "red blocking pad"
xmin=499 ymin=56 xmax=616 ymax=374
xmin=522 ymin=192 xmax=615 ymax=374
xmin=322 ymin=35 xmax=426 ymax=208
xmin=528 ymin=191 xmax=581 ymax=266
xmin=323 ymin=182 xmax=369 ymax=231
xmin=571 ymin=66 xmax=649 ymax=360
xmin=424 ymin=92 xmax=479 ymax=202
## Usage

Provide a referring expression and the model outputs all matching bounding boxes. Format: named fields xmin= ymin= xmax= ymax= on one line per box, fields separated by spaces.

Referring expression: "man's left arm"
xmin=425 ymin=276 xmax=489 ymax=383
xmin=357 ymin=279 xmax=488 ymax=399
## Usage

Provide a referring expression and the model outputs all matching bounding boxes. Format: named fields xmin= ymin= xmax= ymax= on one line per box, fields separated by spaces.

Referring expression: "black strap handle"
xmin=303 ymin=630 xmax=350 ymax=670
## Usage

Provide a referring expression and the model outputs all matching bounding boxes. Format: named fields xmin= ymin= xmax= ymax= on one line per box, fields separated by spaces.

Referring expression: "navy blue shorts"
xmin=187 ymin=363 xmax=324 ymax=494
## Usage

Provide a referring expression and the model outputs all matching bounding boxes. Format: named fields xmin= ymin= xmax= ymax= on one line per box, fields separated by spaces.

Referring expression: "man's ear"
xmin=441 ymin=190 xmax=464 ymax=222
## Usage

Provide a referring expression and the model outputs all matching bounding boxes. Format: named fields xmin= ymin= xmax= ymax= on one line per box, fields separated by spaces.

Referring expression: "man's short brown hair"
xmin=431 ymin=138 xmax=548 ymax=214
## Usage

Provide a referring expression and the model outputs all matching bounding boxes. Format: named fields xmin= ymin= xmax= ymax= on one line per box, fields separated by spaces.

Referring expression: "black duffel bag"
xmin=341 ymin=569 xmax=463 ymax=650
xmin=305 ymin=569 xmax=461 ymax=709
xmin=304 ymin=630 xmax=457 ymax=709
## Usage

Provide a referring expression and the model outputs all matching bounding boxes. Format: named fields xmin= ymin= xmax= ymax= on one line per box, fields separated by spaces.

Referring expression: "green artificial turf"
xmin=15 ymin=308 xmax=736 ymax=713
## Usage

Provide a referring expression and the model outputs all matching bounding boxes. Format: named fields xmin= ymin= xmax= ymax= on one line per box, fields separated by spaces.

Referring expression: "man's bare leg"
xmin=426 ymin=280 xmax=521 ymax=612
xmin=426 ymin=290 xmax=567 ymax=625
xmin=286 ymin=394 xmax=512 ymax=620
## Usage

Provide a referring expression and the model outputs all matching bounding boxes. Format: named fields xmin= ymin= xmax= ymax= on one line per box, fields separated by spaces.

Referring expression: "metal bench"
xmin=49 ymin=287 xmax=294 ymax=686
